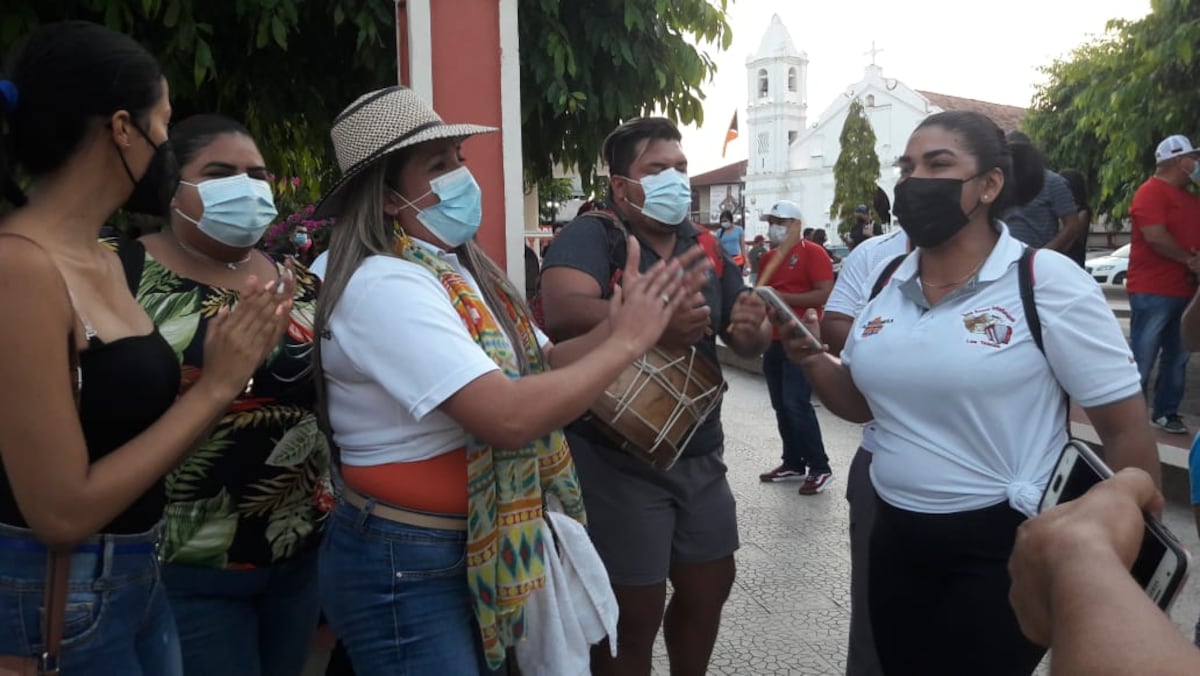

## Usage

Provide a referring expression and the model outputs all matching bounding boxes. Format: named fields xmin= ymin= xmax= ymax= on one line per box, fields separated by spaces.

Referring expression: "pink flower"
xmin=291 ymin=176 xmax=301 ymax=188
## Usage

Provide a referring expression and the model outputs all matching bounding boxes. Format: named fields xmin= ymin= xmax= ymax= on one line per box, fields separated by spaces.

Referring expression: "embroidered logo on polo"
xmin=860 ymin=316 xmax=893 ymax=337
xmin=963 ymin=306 xmax=1016 ymax=348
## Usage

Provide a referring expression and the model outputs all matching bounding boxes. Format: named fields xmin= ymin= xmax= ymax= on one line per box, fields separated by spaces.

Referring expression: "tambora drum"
xmin=588 ymin=346 xmax=727 ymax=470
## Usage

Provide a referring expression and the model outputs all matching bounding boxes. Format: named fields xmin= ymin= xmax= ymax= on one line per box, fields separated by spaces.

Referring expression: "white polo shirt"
xmin=825 ymin=230 xmax=910 ymax=320
xmin=825 ymin=231 xmax=910 ymax=455
xmin=321 ymin=239 xmax=547 ymax=466
xmin=841 ymin=224 xmax=1140 ymax=516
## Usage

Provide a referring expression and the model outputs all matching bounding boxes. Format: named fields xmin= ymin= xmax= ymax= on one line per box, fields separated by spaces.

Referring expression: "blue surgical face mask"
xmin=175 ymin=174 xmax=277 ymax=248
xmin=622 ymin=168 xmax=692 ymax=226
xmin=1190 ymin=158 xmax=1200 ymax=184
xmin=394 ymin=167 xmax=483 ymax=247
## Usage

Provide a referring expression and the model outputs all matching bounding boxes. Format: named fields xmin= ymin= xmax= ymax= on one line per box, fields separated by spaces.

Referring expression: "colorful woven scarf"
xmin=397 ymin=233 xmax=586 ymax=669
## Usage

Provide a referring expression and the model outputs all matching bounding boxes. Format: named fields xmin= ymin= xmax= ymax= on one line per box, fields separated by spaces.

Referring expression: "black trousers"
xmin=868 ymin=498 xmax=1046 ymax=676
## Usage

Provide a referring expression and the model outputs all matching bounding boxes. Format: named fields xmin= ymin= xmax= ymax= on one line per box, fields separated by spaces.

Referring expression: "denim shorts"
xmin=318 ymin=499 xmax=502 ymax=675
xmin=0 ymin=520 xmax=181 ymax=675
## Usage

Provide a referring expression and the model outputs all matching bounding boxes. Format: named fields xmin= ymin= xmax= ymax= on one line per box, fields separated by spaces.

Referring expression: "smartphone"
xmin=1040 ymin=440 xmax=1191 ymax=611
xmin=755 ymin=286 xmax=822 ymax=349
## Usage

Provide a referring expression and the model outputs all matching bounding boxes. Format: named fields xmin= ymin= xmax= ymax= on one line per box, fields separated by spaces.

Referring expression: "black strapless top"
xmin=0 ymin=330 xmax=181 ymax=534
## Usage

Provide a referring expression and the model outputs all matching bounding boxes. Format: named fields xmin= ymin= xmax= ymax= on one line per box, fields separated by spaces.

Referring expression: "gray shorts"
xmin=567 ymin=431 xmax=739 ymax=586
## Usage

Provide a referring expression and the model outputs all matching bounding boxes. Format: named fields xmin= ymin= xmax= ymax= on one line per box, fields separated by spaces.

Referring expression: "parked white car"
xmin=1085 ymin=244 xmax=1130 ymax=285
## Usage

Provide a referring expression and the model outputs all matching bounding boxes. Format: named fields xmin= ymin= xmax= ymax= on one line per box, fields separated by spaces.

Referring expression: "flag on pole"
xmin=722 ymin=111 xmax=739 ymax=158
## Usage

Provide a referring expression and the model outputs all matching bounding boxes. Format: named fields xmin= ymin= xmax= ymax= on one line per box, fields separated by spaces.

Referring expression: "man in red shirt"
xmin=1128 ymin=134 xmax=1200 ymax=434
xmin=756 ymin=200 xmax=836 ymax=494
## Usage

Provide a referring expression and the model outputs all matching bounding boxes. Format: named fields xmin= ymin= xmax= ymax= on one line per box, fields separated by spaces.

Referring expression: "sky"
xmin=679 ymin=0 xmax=1152 ymax=175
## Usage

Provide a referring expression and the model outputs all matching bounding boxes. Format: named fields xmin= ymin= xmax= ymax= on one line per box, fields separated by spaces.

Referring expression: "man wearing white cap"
xmin=1127 ymin=134 xmax=1200 ymax=434
xmin=756 ymin=200 xmax=835 ymax=494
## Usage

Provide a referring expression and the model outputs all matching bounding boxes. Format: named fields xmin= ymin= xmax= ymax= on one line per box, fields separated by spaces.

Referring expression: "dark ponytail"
xmin=1 ymin=21 xmax=162 ymax=206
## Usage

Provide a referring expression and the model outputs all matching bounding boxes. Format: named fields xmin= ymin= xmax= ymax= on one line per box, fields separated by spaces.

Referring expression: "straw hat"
xmin=313 ymin=86 xmax=497 ymax=218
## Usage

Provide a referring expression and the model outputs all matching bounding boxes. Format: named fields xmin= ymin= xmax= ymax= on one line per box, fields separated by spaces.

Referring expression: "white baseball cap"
xmin=1154 ymin=135 xmax=1200 ymax=164
xmin=761 ymin=199 xmax=803 ymax=221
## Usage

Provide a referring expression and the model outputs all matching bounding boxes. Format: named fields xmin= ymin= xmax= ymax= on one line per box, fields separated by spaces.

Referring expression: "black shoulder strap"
xmin=869 ymin=254 xmax=906 ymax=301
xmin=1019 ymin=247 xmax=1043 ymax=354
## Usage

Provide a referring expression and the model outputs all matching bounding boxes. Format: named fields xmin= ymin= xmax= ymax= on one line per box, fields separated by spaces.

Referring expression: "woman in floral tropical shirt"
xmin=108 ymin=114 xmax=331 ymax=676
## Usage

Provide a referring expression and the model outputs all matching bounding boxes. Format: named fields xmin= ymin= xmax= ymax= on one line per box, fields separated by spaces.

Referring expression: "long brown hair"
xmin=312 ymin=151 xmax=535 ymax=439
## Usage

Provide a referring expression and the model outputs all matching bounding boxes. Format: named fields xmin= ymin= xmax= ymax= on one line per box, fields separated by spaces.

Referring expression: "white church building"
xmin=741 ymin=14 xmax=1024 ymax=242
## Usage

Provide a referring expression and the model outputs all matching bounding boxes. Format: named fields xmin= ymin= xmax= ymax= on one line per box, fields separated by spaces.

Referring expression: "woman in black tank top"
xmin=0 ymin=23 xmax=293 ymax=675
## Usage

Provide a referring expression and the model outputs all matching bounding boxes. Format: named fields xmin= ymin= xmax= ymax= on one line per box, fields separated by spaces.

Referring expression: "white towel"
xmin=514 ymin=511 xmax=619 ymax=675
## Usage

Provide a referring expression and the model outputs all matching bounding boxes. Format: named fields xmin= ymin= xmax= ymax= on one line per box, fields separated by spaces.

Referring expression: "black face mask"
xmin=893 ymin=176 xmax=982 ymax=248
xmin=118 ymin=122 xmax=180 ymax=216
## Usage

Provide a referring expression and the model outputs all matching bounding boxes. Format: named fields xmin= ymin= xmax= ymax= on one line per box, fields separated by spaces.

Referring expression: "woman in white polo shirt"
xmin=308 ymin=87 xmax=706 ymax=675
xmin=781 ymin=111 xmax=1159 ymax=675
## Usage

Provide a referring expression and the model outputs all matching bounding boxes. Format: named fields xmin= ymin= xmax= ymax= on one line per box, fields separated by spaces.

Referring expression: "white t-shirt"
xmin=824 ymin=230 xmax=909 ymax=453
xmin=321 ymin=240 xmax=547 ymax=465
xmin=841 ymin=224 xmax=1140 ymax=516
xmin=309 ymin=251 xmax=328 ymax=280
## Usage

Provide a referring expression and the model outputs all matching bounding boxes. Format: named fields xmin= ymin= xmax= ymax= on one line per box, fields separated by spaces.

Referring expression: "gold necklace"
xmin=176 ymin=236 xmax=253 ymax=271
xmin=920 ymin=257 xmax=986 ymax=289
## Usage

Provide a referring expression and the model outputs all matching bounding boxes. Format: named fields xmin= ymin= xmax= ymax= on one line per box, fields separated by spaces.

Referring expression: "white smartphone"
xmin=1040 ymin=440 xmax=1191 ymax=611
xmin=755 ymin=286 xmax=822 ymax=349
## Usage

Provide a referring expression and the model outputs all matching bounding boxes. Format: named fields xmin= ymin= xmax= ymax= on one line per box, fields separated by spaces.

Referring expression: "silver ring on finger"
xmin=660 ymin=293 xmax=671 ymax=307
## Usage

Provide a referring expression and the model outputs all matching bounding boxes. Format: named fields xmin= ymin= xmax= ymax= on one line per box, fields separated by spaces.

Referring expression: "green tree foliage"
xmin=830 ymin=99 xmax=880 ymax=233
xmin=518 ymin=0 xmax=732 ymax=189
xmin=2 ymin=0 xmax=397 ymax=204
xmin=3 ymin=1 xmax=732 ymax=198
xmin=1026 ymin=0 xmax=1200 ymax=224
xmin=536 ymin=177 xmax=574 ymax=223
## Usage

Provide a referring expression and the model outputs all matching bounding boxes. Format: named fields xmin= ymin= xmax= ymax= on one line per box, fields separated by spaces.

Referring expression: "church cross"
xmin=864 ymin=41 xmax=883 ymax=66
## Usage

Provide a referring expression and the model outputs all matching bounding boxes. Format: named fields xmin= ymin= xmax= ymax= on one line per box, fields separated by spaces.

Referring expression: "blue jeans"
xmin=318 ymin=499 xmax=500 ymax=675
xmin=0 ymin=521 xmax=181 ymax=675
xmin=162 ymin=548 xmax=320 ymax=676
xmin=763 ymin=340 xmax=830 ymax=473
xmin=1129 ymin=293 xmax=1191 ymax=419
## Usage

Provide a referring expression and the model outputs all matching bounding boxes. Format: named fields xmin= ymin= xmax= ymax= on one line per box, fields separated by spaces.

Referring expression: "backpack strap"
xmin=869 ymin=254 xmax=907 ymax=301
xmin=589 ymin=210 xmax=724 ymax=292
xmin=1018 ymin=247 xmax=1043 ymax=354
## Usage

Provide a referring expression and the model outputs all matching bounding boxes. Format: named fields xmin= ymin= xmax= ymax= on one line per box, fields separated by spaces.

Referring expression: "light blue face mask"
xmin=175 ymin=174 xmax=277 ymax=248
xmin=1190 ymin=158 xmax=1200 ymax=184
xmin=622 ymin=168 xmax=692 ymax=226
xmin=395 ymin=167 xmax=483 ymax=247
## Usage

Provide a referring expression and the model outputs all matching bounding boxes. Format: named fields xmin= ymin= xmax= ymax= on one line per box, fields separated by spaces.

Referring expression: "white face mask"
xmin=175 ymin=174 xmax=277 ymax=248
xmin=768 ymin=224 xmax=788 ymax=245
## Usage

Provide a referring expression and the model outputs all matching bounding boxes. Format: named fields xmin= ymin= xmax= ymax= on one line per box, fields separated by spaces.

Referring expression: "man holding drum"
xmin=540 ymin=117 xmax=772 ymax=676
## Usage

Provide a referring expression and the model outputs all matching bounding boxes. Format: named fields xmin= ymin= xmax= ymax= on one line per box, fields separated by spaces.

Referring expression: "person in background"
xmin=748 ymin=234 xmax=767 ymax=285
xmin=802 ymin=227 xmax=814 ymax=241
xmin=848 ymin=205 xmax=876 ymax=249
xmin=290 ymin=223 xmax=316 ymax=266
xmin=717 ymin=209 xmax=747 ymax=270
xmin=756 ymin=200 xmax=835 ymax=494
xmin=311 ymin=87 xmax=694 ymax=674
xmin=1007 ymin=468 xmax=1200 ymax=674
xmin=119 ymin=114 xmax=328 ymax=676
xmin=0 ymin=22 xmax=290 ymax=674
xmin=819 ymin=226 xmax=908 ymax=676
xmin=810 ymin=229 xmax=837 ymax=263
xmin=1004 ymin=132 xmax=1084 ymax=264
xmin=779 ymin=110 xmax=1160 ymax=675
xmin=1058 ymin=169 xmax=1091 ymax=267
xmin=1127 ymin=134 xmax=1200 ymax=435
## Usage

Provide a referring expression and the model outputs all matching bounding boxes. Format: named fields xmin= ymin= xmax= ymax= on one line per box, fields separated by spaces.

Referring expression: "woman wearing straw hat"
xmin=311 ymin=86 xmax=706 ymax=674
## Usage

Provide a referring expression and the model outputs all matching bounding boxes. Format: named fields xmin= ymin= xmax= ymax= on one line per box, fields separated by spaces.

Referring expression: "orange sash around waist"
xmin=341 ymin=448 xmax=468 ymax=516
